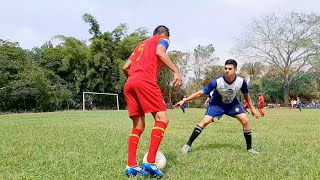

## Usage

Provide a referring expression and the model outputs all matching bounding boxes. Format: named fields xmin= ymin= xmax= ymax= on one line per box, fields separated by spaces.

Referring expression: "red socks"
xmin=147 ymin=121 xmax=167 ymax=163
xmin=258 ymin=109 xmax=265 ymax=116
xmin=127 ymin=128 xmax=143 ymax=166
xmin=127 ymin=121 xmax=168 ymax=166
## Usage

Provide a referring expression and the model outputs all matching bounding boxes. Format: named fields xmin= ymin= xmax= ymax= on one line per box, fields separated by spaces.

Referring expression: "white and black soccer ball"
xmin=143 ymin=151 xmax=166 ymax=170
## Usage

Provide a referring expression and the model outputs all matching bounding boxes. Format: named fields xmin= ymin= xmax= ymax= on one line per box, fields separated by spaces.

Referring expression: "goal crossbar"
xmin=83 ymin=92 xmax=119 ymax=111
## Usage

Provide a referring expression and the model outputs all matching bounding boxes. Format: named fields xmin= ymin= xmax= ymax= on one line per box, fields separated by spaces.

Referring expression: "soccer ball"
xmin=143 ymin=151 xmax=166 ymax=170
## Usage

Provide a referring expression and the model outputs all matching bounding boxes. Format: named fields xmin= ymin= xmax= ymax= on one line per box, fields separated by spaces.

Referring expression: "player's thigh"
xmin=205 ymin=105 xmax=224 ymax=119
xmin=124 ymin=81 xmax=144 ymax=116
xmin=135 ymin=81 xmax=166 ymax=113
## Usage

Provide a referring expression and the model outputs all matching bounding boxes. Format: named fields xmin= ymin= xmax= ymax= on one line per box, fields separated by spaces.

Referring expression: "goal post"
xmin=83 ymin=92 xmax=119 ymax=111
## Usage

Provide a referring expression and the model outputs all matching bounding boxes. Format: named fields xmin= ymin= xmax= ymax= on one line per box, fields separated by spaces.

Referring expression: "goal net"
xmin=82 ymin=92 xmax=119 ymax=111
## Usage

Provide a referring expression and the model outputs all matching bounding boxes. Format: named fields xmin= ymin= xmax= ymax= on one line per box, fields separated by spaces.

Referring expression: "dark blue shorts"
xmin=180 ymin=103 xmax=187 ymax=109
xmin=205 ymin=103 xmax=245 ymax=119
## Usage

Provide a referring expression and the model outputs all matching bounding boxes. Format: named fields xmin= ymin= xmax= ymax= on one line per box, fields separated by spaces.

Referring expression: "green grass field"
xmin=0 ymin=108 xmax=319 ymax=179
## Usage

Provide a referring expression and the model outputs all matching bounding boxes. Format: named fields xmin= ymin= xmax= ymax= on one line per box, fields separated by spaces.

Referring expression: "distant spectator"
xmin=296 ymin=97 xmax=302 ymax=112
xmin=312 ymin=100 xmax=316 ymax=108
xmin=291 ymin=99 xmax=297 ymax=108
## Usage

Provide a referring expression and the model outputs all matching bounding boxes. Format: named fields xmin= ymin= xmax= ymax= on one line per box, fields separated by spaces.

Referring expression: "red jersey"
xmin=128 ymin=35 xmax=168 ymax=83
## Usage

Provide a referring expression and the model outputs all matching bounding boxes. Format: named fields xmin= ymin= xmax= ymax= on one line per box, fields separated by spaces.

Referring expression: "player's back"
xmin=128 ymin=35 xmax=166 ymax=83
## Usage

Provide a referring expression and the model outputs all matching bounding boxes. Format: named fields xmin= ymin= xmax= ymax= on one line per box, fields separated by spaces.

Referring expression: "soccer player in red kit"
xmin=258 ymin=93 xmax=265 ymax=117
xmin=123 ymin=25 xmax=182 ymax=178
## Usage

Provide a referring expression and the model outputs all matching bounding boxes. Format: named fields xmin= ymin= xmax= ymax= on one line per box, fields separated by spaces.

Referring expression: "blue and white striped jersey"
xmin=202 ymin=75 xmax=248 ymax=106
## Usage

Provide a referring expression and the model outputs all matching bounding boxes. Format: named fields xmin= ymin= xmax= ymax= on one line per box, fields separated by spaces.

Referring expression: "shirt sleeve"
xmin=128 ymin=51 xmax=136 ymax=61
xmin=241 ymin=80 xmax=249 ymax=94
xmin=157 ymin=39 xmax=169 ymax=50
xmin=202 ymin=79 xmax=217 ymax=96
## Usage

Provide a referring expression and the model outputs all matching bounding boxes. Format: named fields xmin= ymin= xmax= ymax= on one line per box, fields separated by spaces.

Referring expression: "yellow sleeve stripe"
xmin=152 ymin=127 xmax=166 ymax=132
xmin=130 ymin=134 xmax=140 ymax=138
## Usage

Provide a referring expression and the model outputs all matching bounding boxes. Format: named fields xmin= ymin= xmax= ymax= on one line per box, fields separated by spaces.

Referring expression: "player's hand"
xmin=175 ymin=99 xmax=186 ymax=107
xmin=251 ymin=108 xmax=259 ymax=119
xmin=172 ymin=72 xmax=182 ymax=88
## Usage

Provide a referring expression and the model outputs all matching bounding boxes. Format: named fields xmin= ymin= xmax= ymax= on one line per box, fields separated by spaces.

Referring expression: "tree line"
xmin=0 ymin=12 xmax=319 ymax=112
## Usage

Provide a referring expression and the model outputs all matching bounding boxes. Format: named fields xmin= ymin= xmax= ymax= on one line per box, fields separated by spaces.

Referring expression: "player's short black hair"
xmin=153 ymin=25 xmax=170 ymax=37
xmin=225 ymin=59 xmax=237 ymax=68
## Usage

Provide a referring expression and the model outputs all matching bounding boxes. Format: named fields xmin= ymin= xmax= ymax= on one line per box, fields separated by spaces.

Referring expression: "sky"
xmin=1 ymin=0 xmax=319 ymax=65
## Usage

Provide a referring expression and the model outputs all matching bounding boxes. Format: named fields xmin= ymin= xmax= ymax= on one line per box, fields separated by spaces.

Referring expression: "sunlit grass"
xmin=0 ymin=108 xmax=319 ymax=179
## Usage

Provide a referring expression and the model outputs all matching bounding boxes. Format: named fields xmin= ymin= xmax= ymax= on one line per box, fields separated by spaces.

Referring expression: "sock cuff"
xmin=154 ymin=121 xmax=167 ymax=129
xmin=195 ymin=125 xmax=203 ymax=133
xmin=196 ymin=125 xmax=203 ymax=131
xmin=243 ymin=129 xmax=252 ymax=134
xmin=131 ymin=128 xmax=143 ymax=137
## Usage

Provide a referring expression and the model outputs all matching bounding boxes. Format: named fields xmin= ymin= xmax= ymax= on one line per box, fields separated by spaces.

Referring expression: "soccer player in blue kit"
xmin=176 ymin=59 xmax=260 ymax=154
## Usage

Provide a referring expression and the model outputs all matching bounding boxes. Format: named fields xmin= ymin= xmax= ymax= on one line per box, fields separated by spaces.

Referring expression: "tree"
xmin=53 ymin=36 xmax=88 ymax=95
xmin=169 ymin=50 xmax=190 ymax=85
xmin=0 ymin=41 xmax=67 ymax=112
xmin=203 ymin=65 xmax=224 ymax=85
xmin=290 ymin=72 xmax=320 ymax=99
xmin=112 ymin=23 xmax=129 ymax=43
xmin=235 ymin=12 xmax=320 ymax=106
xmin=156 ymin=51 xmax=190 ymax=105
xmin=185 ymin=44 xmax=218 ymax=107
xmin=0 ymin=39 xmax=19 ymax=47
xmin=192 ymin=44 xmax=217 ymax=83
xmin=82 ymin=13 xmax=102 ymax=39
xmin=239 ymin=62 xmax=264 ymax=83
xmin=115 ymin=28 xmax=150 ymax=60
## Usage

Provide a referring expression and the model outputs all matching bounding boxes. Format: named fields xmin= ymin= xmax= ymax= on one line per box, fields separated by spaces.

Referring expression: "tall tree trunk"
xmin=283 ymin=84 xmax=290 ymax=107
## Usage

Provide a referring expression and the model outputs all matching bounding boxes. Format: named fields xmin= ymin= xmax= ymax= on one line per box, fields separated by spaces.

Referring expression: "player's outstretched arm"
xmin=156 ymin=45 xmax=182 ymax=88
xmin=244 ymin=93 xmax=259 ymax=119
xmin=175 ymin=90 xmax=204 ymax=107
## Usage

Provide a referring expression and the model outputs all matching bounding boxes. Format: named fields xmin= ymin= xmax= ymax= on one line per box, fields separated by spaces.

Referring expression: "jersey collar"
xmin=223 ymin=75 xmax=237 ymax=85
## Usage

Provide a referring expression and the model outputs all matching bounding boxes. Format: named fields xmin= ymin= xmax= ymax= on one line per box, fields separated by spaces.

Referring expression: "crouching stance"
xmin=176 ymin=59 xmax=260 ymax=155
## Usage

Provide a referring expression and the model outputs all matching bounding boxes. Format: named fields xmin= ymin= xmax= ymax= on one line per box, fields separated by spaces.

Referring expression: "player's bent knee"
xmin=201 ymin=116 xmax=214 ymax=127
xmin=154 ymin=111 xmax=169 ymax=124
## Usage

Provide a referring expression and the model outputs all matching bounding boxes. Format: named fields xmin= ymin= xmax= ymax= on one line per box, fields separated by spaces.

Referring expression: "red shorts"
xmin=124 ymin=78 xmax=166 ymax=117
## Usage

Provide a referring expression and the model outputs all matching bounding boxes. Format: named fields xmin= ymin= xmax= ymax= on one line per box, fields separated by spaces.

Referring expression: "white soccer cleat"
xmin=247 ymin=149 xmax=259 ymax=155
xmin=181 ymin=144 xmax=191 ymax=154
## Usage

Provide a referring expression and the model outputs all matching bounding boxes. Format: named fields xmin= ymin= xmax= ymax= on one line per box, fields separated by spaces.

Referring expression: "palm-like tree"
xmin=239 ymin=62 xmax=264 ymax=82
